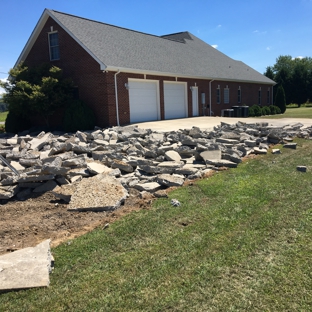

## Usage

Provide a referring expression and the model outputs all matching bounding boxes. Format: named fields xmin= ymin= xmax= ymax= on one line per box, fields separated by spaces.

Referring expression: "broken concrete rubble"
xmin=0 ymin=239 xmax=52 ymax=291
xmin=0 ymin=121 xmax=310 ymax=207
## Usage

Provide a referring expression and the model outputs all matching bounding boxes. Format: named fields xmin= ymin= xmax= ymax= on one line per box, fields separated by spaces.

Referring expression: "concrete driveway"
xmin=133 ymin=116 xmax=312 ymax=132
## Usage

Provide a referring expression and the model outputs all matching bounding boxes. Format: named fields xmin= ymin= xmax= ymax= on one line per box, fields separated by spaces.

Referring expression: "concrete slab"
xmin=0 ymin=240 xmax=52 ymax=291
xmin=133 ymin=116 xmax=312 ymax=132
xmin=68 ymin=174 xmax=128 ymax=211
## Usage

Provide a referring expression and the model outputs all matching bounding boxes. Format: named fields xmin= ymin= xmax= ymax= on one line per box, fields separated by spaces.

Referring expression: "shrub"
xmin=249 ymin=104 xmax=262 ymax=117
xmin=63 ymin=100 xmax=96 ymax=132
xmin=275 ymin=106 xmax=281 ymax=114
xmin=274 ymin=85 xmax=286 ymax=113
xmin=269 ymin=105 xmax=276 ymax=115
xmin=5 ymin=111 xmax=31 ymax=134
xmin=261 ymin=106 xmax=271 ymax=116
xmin=248 ymin=105 xmax=255 ymax=117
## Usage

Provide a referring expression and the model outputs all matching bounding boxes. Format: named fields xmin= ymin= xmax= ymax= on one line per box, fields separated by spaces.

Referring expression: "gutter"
xmin=114 ymin=70 xmax=121 ymax=126
xmin=209 ymin=79 xmax=214 ymax=116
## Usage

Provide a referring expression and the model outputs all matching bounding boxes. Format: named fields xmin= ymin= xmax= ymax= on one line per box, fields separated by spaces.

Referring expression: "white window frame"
xmin=48 ymin=31 xmax=60 ymax=61
xmin=224 ymin=86 xmax=229 ymax=104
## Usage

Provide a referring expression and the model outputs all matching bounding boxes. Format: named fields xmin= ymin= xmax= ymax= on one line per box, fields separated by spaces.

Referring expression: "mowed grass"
xmin=1 ymin=139 xmax=312 ymax=311
xmin=263 ymin=106 xmax=312 ymax=119
xmin=0 ymin=111 xmax=8 ymax=122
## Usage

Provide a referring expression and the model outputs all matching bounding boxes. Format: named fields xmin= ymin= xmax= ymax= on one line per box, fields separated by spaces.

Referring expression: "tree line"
xmin=264 ymin=55 xmax=312 ymax=107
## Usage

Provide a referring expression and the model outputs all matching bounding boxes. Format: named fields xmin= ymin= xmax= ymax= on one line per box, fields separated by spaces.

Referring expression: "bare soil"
xmin=0 ymin=157 xmax=256 ymax=256
xmin=0 ymin=191 xmax=154 ymax=256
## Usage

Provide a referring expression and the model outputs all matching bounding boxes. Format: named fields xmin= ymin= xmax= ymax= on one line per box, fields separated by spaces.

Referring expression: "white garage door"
xmin=164 ymin=82 xmax=187 ymax=119
xmin=128 ymin=80 xmax=159 ymax=123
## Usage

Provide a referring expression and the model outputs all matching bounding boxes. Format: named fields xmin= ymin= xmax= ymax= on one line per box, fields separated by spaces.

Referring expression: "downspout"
xmin=209 ymin=79 xmax=215 ymax=116
xmin=114 ymin=70 xmax=121 ymax=126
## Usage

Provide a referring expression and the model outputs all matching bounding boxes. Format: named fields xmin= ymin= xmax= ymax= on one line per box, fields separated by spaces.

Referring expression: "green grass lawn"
xmin=0 ymin=111 xmax=8 ymax=122
xmin=263 ymin=106 xmax=312 ymax=119
xmin=1 ymin=139 xmax=312 ymax=311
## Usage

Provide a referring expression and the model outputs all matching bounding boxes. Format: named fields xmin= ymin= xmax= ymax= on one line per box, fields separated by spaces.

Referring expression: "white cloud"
xmin=293 ymin=56 xmax=304 ymax=60
xmin=212 ymin=44 xmax=218 ymax=49
xmin=217 ymin=24 xmax=222 ymax=28
xmin=253 ymin=30 xmax=267 ymax=35
xmin=266 ymin=46 xmax=271 ymax=51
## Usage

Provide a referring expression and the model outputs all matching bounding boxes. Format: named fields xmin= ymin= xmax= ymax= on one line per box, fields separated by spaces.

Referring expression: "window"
xmin=217 ymin=86 xmax=220 ymax=104
xmin=258 ymin=88 xmax=262 ymax=105
xmin=49 ymin=32 xmax=60 ymax=61
xmin=238 ymin=87 xmax=241 ymax=103
xmin=224 ymin=86 xmax=229 ymax=104
xmin=267 ymin=89 xmax=270 ymax=105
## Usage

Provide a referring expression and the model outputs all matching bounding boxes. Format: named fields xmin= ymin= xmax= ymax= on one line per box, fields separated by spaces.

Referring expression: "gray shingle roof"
xmin=48 ymin=9 xmax=274 ymax=84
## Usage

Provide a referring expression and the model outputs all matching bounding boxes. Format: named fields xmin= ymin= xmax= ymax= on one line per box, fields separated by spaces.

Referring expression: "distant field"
xmin=263 ymin=106 xmax=312 ymax=119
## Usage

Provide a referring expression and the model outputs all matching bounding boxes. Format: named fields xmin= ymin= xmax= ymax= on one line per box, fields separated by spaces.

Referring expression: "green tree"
xmin=264 ymin=66 xmax=274 ymax=80
xmin=274 ymin=85 xmax=286 ymax=113
xmin=0 ymin=63 xmax=74 ymax=127
xmin=266 ymin=55 xmax=312 ymax=106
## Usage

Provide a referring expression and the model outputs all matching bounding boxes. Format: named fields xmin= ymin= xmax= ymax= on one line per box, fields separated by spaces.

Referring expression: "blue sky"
xmin=1 ymin=0 xmax=312 ymax=94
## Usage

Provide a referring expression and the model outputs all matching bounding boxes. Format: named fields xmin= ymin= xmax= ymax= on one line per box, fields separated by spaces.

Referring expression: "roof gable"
xmin=17 ymin=9 xmax=275 ymax=85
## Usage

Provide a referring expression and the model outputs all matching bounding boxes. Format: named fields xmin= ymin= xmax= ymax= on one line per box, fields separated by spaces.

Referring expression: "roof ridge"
xmin=49 ymin=9 xmax=187 ymax=43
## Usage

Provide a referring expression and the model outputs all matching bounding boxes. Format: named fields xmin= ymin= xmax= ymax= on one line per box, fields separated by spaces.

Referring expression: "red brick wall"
xmin=23 ymin=17 xmax=273 ymax=128
xmin=209 ymin=81 xmax=272 ymax=116
xmin=24 ymin=17 xmax=109 ymax=128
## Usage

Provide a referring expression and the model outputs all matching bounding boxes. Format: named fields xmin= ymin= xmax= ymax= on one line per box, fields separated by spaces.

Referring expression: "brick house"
xmin=16 ymin=9 xmax=275 ymax=128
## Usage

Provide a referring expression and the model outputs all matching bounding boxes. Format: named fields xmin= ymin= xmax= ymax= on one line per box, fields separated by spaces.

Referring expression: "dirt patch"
xmin=0 ymin=156 xmax=257 ymax=256
xmin=0 ymin=191 xmax=153 ymax=256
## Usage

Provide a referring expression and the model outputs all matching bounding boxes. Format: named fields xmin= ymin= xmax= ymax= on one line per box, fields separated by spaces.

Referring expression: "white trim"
xmin=105 ymin=66 xmax=275 ymax=85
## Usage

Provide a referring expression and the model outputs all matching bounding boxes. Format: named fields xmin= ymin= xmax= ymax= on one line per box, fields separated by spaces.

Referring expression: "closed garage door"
xmin=164 ymin=82 xmax=187 ymax=119
xmin=128 ymin=79 xmax=159 ymax=123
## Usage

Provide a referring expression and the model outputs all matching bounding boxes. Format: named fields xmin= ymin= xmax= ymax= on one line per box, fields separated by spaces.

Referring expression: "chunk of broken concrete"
xmin=0 ymin=185 xmax=19 ymax=199
xmin=283 ymin=143 xmax=297 ymax=149
xmin=157 ymin=174 xmax=185 ymax=187
xmin=33 ymin=180 xmax=58 ymax=193
xmin=200 ymin=150 xmax=221 ymax=162
xmin=17 ymin=174 xmax=55 ymax=183
xmin=205 ymin=159 xmax=238 ymax=168
xmin=253 ymin=147 xmax=268 ymax=155
xmin=68 ymin=174 xmax=128 ymax=211
xmin=29 ymin=133 xmax=53 ymax=151
xmin=134 ymin=182 xmax=162 ymax=192
xmin=272 ymin=149 xmax=281 ymax=154
xmin=87 ymin=161 xmax=111 ymax=175
xmin=164 ymin=150 xmax=181 ymax=162
xmin=0 ymin=239 xmax=52 ymax=291
xmin=111 ymin=159 xmax=134 ymax=173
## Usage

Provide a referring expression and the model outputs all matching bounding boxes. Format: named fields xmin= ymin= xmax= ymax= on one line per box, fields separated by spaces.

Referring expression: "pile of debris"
xmin=0 ymin=121 xmax=310 ymax=210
